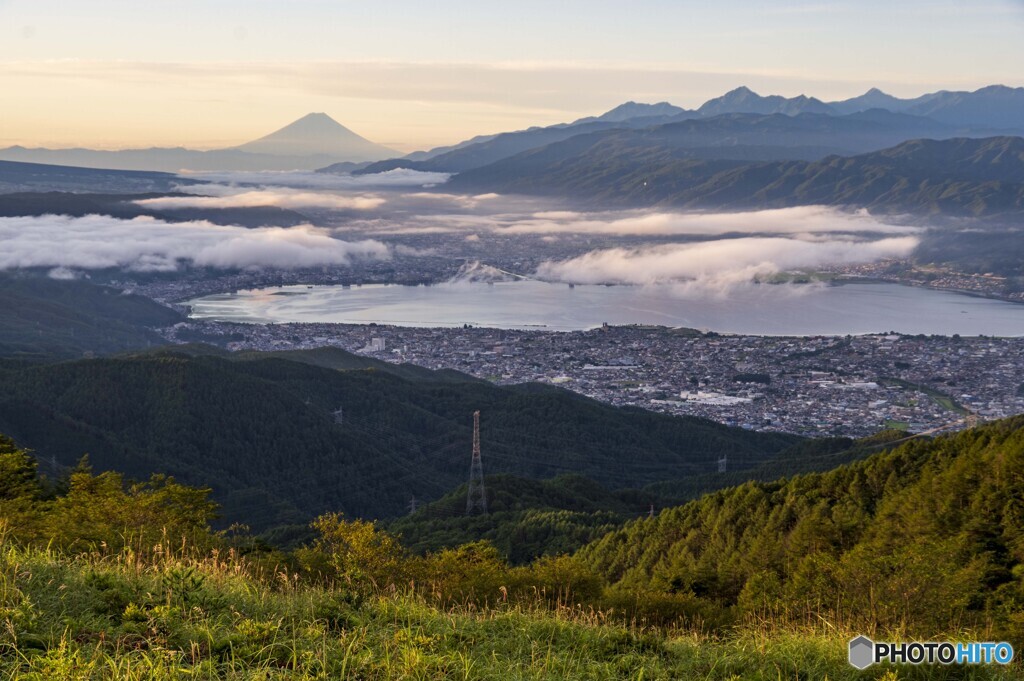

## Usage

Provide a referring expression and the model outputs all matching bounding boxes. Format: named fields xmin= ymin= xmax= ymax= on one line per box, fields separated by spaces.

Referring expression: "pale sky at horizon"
xmin=1 ymin=0 xmax=1022 ymax=152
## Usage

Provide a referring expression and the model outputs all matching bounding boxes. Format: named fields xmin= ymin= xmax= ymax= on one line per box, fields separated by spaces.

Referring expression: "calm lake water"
xmin=187 ymin=280 xmax=1024 ymax=336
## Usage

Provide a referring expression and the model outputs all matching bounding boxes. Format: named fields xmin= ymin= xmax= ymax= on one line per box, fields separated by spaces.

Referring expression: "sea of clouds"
xmin=0 ymin=169 xmax=923 ymax=292
xmin=135 ymin=189 xmax=386 ymax=211
xmin=534 ymin=236 xmax=919 ymax=293
xmin=0 ymin=214 xmax=390 ymax=272
xmin=177 ymin=168 xmax=450 ymax=190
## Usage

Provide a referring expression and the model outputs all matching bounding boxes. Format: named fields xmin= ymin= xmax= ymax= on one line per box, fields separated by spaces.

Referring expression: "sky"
xmin=1 ymin=0 xmax=1022 ymax=152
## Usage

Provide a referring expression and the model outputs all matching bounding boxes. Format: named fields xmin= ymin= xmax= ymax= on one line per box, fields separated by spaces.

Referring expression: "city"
xmin=161 ymin=318 xmax=1024 ymax=438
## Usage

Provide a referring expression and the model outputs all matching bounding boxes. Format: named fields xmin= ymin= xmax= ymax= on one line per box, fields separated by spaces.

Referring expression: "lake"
xmin=187 ymin=280 xmax=1024 ymax=336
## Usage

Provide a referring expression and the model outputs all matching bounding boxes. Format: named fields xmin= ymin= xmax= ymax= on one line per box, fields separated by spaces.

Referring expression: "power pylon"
xmin=466 ymin=410 xmax=488 ymax=514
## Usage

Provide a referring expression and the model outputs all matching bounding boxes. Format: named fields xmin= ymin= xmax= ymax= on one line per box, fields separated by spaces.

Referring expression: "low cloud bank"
xmin=179 ymin=168 xmax=450 ymax=190
xmin=166 ymin=174 xmax=909 ymax=245
xmin=0 ymin=215 xmax=390 ymax=272
xmin=136 ymin=189 xmax=385 ymax=211
xmin=535 ymin=236 xmax=919 ymax=292
xmin=504 ymin=206 xmax=919 ymax=237
xmin=335 ymin=203 xmax=919 ymax=239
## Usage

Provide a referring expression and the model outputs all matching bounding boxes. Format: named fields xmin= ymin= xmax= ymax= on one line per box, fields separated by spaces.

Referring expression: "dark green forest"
xmin=579 ymin=415 xmax=1024 ymax=639
xmin=0 ymin=347 xmax=797 ymax=529
xmin=386 ymin=433 xmax=898 ymax=564
xmin=0 ymin=274 xmax=181 ymax=361
xmin=388 ymin=474 xmax=647 ymax=563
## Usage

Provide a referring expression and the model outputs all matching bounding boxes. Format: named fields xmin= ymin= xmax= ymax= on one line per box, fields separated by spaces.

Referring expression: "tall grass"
xmin=0 ymin=540 xmax=1018 ymax=680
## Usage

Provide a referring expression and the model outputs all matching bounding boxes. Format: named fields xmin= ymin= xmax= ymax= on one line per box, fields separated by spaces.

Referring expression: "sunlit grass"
xmin=0 ymin=543 xmax=1017 ymax=680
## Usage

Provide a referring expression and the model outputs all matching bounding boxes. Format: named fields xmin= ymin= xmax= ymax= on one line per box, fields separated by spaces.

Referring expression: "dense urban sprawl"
xmin=161 ymin=319 xmax=1024 ymax=438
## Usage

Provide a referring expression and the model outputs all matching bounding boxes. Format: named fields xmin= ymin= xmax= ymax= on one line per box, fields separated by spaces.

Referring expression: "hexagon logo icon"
xmin=849 ymin=635 xmax=875 ymax=669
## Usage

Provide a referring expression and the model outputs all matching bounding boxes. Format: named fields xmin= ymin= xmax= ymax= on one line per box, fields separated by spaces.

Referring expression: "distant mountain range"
xmin=360 ymin=109 xmax=960 ymax=177
xmin=346 ymin=120 xmax=650 ymax=175
xmin=573 ymin=101 xmax=690 ymax=124
xmin=448 ymin=136 xmax=1024 ymax=218
xmin=593 ymin=84 xmax=1024 ymax=128
xmin=698 ymin=87 xmax=836 ymax=117
xmin=831 ymin=85 xmax=1024 ymax=128
xmin=317 ymin=82 xmax=1024 ymax=220
xmin=0 ymin=113 xmax=395 ymax=172
xmin=699 ymin=84 xmax=1024 ymax=127
xmin=331 ymin=84 xmax=1023 ymax=180
xmin=2 ymin=83 xmax=1022 ymax=212
xmin=2 ymin=85 xmax=1020 ymax=175
xmin=828 ymin=88 xmax=918 ymax=115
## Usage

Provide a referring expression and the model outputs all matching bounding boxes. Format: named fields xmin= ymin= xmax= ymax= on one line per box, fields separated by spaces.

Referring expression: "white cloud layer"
xmin=178 ymin=169 xmax=450 ymax=189
xmin=135 ymin=189 xmax=385 ymax=211
xmin=535 ymin=236 xmax=919 ymax=292
xmin=333 ymin=201 xmax=919 ymax=239
xmin=502 ymin=206 xmax=919 ymax=236
xmin=0 ymin=215 xmax=390 ymax=272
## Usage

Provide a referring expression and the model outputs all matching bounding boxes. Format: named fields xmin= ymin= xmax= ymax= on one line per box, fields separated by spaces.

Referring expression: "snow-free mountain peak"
xmin=697 ymin=87 xmax=836 ymax=116
xmin=232 ymin=113 xmax=397 ymax=161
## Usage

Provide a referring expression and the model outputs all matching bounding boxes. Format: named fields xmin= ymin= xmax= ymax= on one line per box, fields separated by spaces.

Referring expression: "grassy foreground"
xmin=1 ymin=544 xmax=1017 ymax=680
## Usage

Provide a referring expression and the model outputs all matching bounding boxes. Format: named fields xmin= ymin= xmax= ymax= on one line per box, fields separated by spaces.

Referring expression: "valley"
xmin=3 ymin=10 xmax=1024 ymax=674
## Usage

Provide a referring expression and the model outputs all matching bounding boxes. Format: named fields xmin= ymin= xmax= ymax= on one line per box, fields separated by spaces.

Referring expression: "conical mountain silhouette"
xmin=233 ymin=113 xmax=396 ymax=161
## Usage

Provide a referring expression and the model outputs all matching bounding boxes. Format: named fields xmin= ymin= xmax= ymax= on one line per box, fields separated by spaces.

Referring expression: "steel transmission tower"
xmin=466 ymin=410 xmax=488 ymax=514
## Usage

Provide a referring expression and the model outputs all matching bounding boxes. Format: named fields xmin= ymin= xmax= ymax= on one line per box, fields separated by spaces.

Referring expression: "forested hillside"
xmin=2 ymin=418 xmax=1023 ymax=678
xmin=579 ymin=416 xmax=1024 ymax=637
xmin=449 ymin=135 xmax=1024 ymax=218
xmin=0 ymin=349 xmax=797 ymax=528
xmin=380 ymin=433 xmax=900 ymax=564
xmin=0 ymin=275 xmax=181 ymax=362
xmin=388 ymin=474 xmax=647 ymax=563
